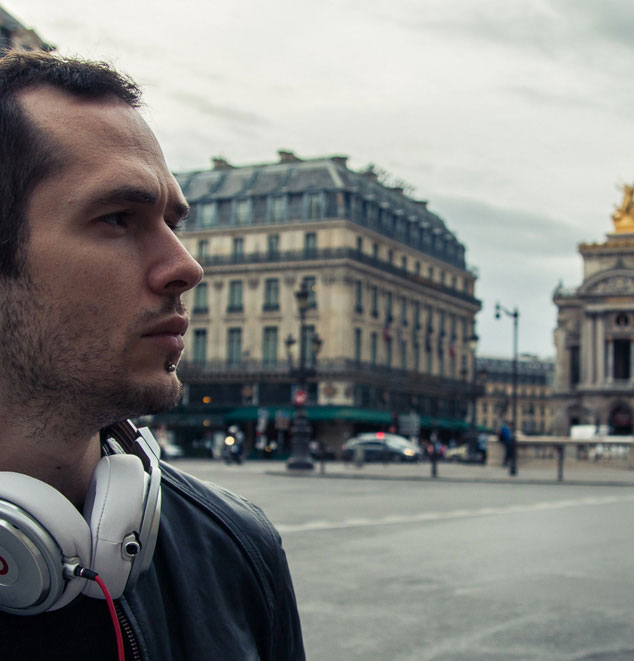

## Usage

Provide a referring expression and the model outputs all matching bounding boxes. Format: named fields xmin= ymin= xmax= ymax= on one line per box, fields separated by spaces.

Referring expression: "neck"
xmin=0 ymin=409 xmax=102 ymax=507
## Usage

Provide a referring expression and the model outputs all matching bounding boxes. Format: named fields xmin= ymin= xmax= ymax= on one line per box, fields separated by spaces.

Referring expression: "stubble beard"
xmin=0 ymin=275 xmax=183 ymax=433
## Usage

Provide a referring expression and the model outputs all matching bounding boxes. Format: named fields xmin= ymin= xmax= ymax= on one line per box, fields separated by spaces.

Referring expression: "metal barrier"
xmin=515 ymin=437 xmax=634 ymax=482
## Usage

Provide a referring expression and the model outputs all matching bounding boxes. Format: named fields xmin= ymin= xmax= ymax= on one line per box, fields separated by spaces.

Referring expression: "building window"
xmin=304 ymin=232 xmax=317 ymax=258
xmin=234 ymin=198 xmax=251 ymax=225
xmin=355 ymin=280 xmax=363 ymax=313
xmin=262 ymin=326 xmax=278 ymax=366
xmin=401 ymin=255 xmax=407 ymax=271
xmin=197 ymin=239 xmax=209 ymax=261
xmin=373 ymin=242 xmax=379 ymax=259
xmin=305 ymin=192 xmax=324 ymax=219
xmin=302 ymin=276 xmax=317 ymax=308
xmin=193 ymin=282 xmax=208 ymax=314
xmin=370 ymin=332 xmax=378 ymax=366
xmin=386 ymin=291 xmax=393 ymax=321
xmin=415 ymin=261 xmax=420 ymax=275
xmin=354 ymin=328 xmax=362 ymax=364
xmin=302 ymin=324 xmax=316 ymax=363
xmin=400 ymin=296 xmax=407 ymax=325
xmin=193 ymin=329 xmax=207 ymax=364
xmin=356 ymin=236 xmax=363 ymax=252
xmin=613 ymin=339 xmax=631 ymax=380
xmin=388 ymin=249 xmax=393 ymax=264
xmin=228 ymin=280 xmax=243 ymax=312
xmin=270 ymin=196 xmax=286 ymax=222
xmin=371 ymin=286 xmax=379 ymax=317
xmin=263 ymin=278 xmax=279 ymax=310
xmin=232 ymin=237 xmax=244 ymax=260
xmin=385 ymin=337 xmax=392 ymax=368
xmin=267 ymin=233 xmax=280 ymax=257
xmin=198 ymin=202 xmax=216 ymax=228
xmin=227 ymin=328 xmax=242 ymax=365
xmin=428 ymin=266 xmax=434 ymax=280
xmin=400 ymin=340 xmax=407 ymax=370
xmin=413 ymin=342 xmax=420 ymax=372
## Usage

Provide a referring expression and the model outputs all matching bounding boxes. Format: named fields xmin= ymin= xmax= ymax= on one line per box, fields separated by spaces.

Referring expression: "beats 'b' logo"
xmin=0 ymin=556 xmax=8 ymax=576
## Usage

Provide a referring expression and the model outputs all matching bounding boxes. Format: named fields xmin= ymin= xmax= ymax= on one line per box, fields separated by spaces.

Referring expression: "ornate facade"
xmin=165 ymin=151 xmax=481 ymax=453
xmin=552 ymin=184 xmax=634 ymax=435
xmin=475 ymin=355 xmax=554 ymax=435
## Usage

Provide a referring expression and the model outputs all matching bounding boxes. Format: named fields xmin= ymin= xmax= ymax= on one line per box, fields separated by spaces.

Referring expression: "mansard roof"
xmin=175 ymin=151 xmax=464 ymax=256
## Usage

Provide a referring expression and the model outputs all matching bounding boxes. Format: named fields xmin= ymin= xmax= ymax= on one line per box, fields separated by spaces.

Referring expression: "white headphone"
xmin=0 ymin=420 xmax=162 ymax=615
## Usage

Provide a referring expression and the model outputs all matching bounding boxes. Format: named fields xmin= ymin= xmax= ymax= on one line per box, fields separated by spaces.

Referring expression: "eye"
xmin=99 ymin=212 xmax=131 ymax=229
xmin=166 ymin=217 xmax=186 ymax=234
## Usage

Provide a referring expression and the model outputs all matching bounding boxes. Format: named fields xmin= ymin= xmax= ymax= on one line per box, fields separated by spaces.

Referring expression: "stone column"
xmin=581 ymin=314 xmax=593 ymax=385
xmin=596 ymin=315 xmax=605 ymax=384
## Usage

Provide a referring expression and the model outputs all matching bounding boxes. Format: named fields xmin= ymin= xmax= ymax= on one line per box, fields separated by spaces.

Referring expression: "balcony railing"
xmin=198 ymin=248 xmax=479 ymax=305
xmin=179 ymin=358 xmax=477 ymax=394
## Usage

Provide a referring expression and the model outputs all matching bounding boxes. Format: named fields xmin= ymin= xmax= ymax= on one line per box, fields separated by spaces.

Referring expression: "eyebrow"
xmin=88 ymin=185 xmax=190 ymax=220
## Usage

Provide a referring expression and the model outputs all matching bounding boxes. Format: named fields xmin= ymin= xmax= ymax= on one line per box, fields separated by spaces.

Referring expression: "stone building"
xmin=0 ymin=6 xmax=54 ymax=53
xmin=475 ymin=355 xmax=554 ymax=435
xmin=552 ymin=184 xmax=634 ymax=435
xmin=166 ymin=151 xmax=481 ymax=453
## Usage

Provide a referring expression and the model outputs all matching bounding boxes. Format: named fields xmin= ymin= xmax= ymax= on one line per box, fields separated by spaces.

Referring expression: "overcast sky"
xmin=10 ymin=0 xmax=634 ymax=359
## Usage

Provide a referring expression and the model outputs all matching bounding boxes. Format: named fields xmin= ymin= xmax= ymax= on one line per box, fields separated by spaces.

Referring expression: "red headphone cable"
xmin=74 ymin=566 xmax=125 ymax=661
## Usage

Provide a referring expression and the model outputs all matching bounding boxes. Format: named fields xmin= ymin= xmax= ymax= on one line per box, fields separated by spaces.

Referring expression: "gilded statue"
xmin=612 ymin=182 xmax=634 ymax=233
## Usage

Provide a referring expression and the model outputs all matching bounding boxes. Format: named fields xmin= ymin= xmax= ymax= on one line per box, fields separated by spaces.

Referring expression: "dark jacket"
xmin=120 ymin=462 xmax=306 ymax=660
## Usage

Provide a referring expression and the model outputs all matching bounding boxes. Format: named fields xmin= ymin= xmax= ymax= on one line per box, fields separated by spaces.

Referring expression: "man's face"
xmin=0 ymin=86 xmax=203 ymax=427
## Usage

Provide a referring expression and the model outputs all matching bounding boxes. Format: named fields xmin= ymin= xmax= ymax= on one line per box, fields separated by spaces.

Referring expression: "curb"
xmin=265 ymin=469 xmax=634 ymax=488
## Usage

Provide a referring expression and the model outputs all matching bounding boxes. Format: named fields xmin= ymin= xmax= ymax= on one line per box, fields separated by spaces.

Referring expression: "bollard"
xmin=556 ymin=444 xmax=564 ymax=482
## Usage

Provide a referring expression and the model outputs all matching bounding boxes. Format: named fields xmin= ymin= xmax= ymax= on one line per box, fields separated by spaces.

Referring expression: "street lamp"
xmin=495 ymin=302 xmax=519 ymax=476
xmin=466 ymin=333 xmax=479 ymax=441
xmin=286 ymin=281 xmax=323 ymax=470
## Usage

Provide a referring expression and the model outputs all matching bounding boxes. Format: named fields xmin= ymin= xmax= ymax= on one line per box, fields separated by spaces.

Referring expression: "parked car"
xmin=160 ymin=442 xmax=184 ymax=460
xmin=341 ymin=433 xmax=421 ymax=463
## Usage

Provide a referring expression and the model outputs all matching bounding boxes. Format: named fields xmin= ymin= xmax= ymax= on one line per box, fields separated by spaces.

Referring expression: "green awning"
xmin=195 ymin=406 xmax=470 ymax=430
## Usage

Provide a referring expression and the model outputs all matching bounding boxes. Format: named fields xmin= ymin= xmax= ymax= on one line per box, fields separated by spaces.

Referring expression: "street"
xmin=173 ymin=460 xmax=634 ymax=661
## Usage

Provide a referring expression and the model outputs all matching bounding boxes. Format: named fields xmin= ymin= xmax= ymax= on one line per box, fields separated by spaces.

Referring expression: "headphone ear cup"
xmin=82 ymin=454 xmax=146 ymax=599
xmin=0 ymin=473 xmax=91 ymax=614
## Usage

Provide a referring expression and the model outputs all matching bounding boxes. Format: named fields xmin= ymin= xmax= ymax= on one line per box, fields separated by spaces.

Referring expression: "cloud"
xmin=431 ymin=194 xmax=580 ymax=259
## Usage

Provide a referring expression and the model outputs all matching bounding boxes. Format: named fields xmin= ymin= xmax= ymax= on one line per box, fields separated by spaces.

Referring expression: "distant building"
xmin=0 ymin=6 xmax=54 ymax=53
xmin=552 ymin=184 xmax=634 ymax=435
xmin=165 ymin=151 xmax=481 ymax=453
xmin=475 ymin=355 xmax=554 ymax=435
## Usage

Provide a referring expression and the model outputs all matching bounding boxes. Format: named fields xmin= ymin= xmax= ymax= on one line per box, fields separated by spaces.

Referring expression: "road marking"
xmin=274 ymin=494 xmax=634 ymax=533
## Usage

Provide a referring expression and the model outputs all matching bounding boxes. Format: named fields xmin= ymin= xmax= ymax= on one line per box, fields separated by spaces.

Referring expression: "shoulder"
xmin=159 ymin=461 xmax=282 ymax=553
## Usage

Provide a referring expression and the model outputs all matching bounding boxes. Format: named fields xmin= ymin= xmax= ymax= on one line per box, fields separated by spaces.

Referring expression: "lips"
xmin=142 ymin=316 xmax=189 ymax=338
xmin=141 ymin=316 xmax=189 ymax=354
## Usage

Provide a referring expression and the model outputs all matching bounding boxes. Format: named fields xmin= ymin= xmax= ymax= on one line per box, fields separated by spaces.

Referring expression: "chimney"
xmin=212 ymin=156 xmax=234 ymax=170
xmin=330 ymin=155 xmax=349 ymax=168
xmin=278 ymin=150 xmax=302 ymax=163
xmin=362 ymin=165 xmax=378 ymax=182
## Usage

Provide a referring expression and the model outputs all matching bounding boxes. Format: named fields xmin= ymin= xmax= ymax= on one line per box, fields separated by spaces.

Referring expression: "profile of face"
xmin=0 ymin=86 xmax=203 ymax=428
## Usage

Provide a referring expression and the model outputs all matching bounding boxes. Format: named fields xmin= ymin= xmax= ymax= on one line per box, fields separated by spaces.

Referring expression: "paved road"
xmin=172 ymin=460 xmax=634 ymax=661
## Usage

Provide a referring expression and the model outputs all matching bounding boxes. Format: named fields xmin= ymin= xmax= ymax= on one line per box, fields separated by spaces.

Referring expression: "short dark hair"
xmin=0 ymin=50 xmax=142 ymax=277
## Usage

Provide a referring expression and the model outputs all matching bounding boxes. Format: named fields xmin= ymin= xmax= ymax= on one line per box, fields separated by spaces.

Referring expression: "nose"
xmin=148 ymin=232 xmax=203 ymax=296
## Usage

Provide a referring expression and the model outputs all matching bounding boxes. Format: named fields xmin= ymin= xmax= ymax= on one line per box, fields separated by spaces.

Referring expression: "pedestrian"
xmin=0 ymin=51 xmax=304 ymax=660
xmin=477 ymin=432 xmax=488 ymax=465
xmin=499 ymin=421 xmax=512 ymax=467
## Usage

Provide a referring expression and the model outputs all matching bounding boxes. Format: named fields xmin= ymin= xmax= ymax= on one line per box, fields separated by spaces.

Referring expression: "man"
xmin=0 ymin=51 xmax=305 ymax=660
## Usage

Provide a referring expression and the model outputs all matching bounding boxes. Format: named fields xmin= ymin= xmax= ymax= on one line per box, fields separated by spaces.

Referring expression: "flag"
xmin=383 ymin=314 xmax=392 ymax=341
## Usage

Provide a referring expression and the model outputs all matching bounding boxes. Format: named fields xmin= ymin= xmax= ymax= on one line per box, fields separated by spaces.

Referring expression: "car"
xmin=341 ymin=433 xmax=421 ymax=463
xmin=160 ymin=442 xmax=185 ymax=460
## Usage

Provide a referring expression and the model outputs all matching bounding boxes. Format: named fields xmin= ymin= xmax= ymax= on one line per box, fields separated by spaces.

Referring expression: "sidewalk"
xmin=268 ymin=459 xmax=634 ymax=486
